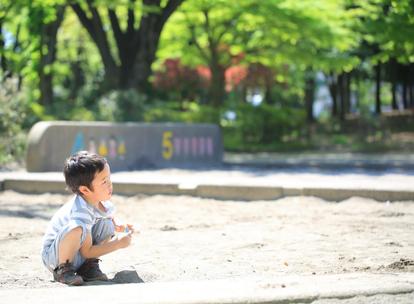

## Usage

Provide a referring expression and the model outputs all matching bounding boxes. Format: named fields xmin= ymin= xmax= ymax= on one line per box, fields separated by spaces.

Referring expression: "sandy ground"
xmin=0 ymin=190 xmax=413 ymax=289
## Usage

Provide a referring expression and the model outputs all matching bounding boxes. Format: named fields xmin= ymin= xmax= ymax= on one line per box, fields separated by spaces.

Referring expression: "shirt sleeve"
xmin=70 ymin=210 xmax=94 ymax=231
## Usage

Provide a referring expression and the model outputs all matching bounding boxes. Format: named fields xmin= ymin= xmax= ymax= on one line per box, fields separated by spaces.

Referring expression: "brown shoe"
xmin=53 ymin=261 xmax=84 ymax=286
xmin=77 ymin=259 xmax=108 ymax=281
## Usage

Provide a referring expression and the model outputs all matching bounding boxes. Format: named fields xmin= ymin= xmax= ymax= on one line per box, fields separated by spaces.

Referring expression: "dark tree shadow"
xmin=0 ymin=207 xmax=52 ymax=220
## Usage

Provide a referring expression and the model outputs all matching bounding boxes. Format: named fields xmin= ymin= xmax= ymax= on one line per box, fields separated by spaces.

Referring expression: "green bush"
xmin=68 ymin=107 xmax=96 ymax=121
xmin=0 ymin=78 xmax=29 ymax=165
xmin=143 ymin=101 xmax=220 ymax=124
xmin=232 ymin=104 xmax=306 ymax=145
xmin=97 ymin=89 xmax=146 ymax=121
xmin=144 ymin=101 xmax=306 ymax=151
xmin=143 ymin=101 xmax=183 ymax=122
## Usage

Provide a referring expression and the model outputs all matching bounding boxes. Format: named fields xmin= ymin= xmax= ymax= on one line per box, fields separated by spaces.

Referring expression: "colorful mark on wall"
xmin=71 ymin=130 xmax=214 ymax=162
xmin=71 ymin=132 xmax=126 ymax=160
xmin=162 ymin=131 xmax=215 ymax=160
xmin=71 ymin=132 xmax=85 ymax=155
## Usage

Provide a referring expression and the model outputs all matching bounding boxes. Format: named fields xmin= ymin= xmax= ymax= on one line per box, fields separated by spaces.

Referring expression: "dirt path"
xmin=0 ymin=191 xmax=413 ymax=289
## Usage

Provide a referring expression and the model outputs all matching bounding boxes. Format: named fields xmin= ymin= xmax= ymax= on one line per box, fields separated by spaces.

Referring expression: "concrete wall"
xmin=26 ymin=121 xmax=223 ymax=172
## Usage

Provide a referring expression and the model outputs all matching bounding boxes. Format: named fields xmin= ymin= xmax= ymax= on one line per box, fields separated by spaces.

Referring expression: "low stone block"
xmin=26 ymin=121 xmax=223 ymax=172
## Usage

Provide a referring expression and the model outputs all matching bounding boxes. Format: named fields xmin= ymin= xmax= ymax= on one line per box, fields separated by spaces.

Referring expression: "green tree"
xmin=0 ymin=1 xmax=24 ymax=84
xmin=35 ymin=4 xmax=66 ymax=106
xmin=0 ymin=1 xmax=13 ymax=80
xmin=69 ymin=0 xmax=184 ymax=93
xmin=0 ymin=0 xmax=66 ymax=107
xmin=352 ymin=0 xmax=414 ymax=113
xmin=159 ymin=0 xmax=359 ymax=115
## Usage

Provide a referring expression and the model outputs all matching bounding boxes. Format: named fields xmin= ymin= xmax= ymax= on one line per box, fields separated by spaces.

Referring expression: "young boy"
xmin=41 ymin=151 xmax=134 ymax=285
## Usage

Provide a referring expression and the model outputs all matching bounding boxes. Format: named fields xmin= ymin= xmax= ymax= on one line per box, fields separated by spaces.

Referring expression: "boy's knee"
xmin=66 ymin=226 xmax=84 ymax=240
xmin=71 ymin=226 xmax=83 ymax=234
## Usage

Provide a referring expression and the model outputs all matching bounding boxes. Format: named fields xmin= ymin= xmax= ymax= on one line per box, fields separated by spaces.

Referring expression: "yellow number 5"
xmin=162 ymin=131 xmax=173 ymax=160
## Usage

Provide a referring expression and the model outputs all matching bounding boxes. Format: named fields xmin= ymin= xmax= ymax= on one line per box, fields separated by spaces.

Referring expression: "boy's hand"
xmin=117 ymin=231 xmax=132 ymax=249
xmin=114 ymin=223 xmax=136 ymax=234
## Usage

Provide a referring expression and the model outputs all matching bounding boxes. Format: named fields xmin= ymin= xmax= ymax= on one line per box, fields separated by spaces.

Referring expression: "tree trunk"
xmin=68 ymin=45 xmax=86 ymax=100
xmin=338 ymin=73 xmax=346 ymax=121
xmin=353 ymin=72 xmax=360 ymax=112
xmin=1 ymin=21 xmax=22 ymax=82
xmin=327 ymin=73 xmax=338 ymax=117
xmin=71 ymin=0 xmax=183 ymax=96
xmin=39 ymin=7 xmax=65 ymax=106
xmin=242 ymin=84 xmax=248 ymax=103
xmin=304 ymin=69 xmax=315 ymax=123
xmin=264 ymin=69 xmax=274 ymax=105
xmin=400 ymin=65 xmax=408 ymax=110
xmin=375 ymin=63 xmax=381 ymax=114
xmin=129 ymin=47 xmax=156 ymax=92
xmin=391 ymin=81 xmax=397 ymax=110
xmin=410 ymin=63 xmax=414 ymax=108
xmin=208 ymin=63 xmax=226 ymax=107
xmin=403 ymin=83 xmax=408 ymax=109
xmin=13 ymin=24 xmax=23 ymax=90
xmin=0 ymin=20 xmax=8 ymax=80
xmin=344 ymin=72 xmax=351 ymax=115
xmin=390 ymin=59 xmax=398 ymax=110
xmin=264 ymin=84 xmax=274 ymax=105
xmin=39 ymin=6 xmax=65 ymax=106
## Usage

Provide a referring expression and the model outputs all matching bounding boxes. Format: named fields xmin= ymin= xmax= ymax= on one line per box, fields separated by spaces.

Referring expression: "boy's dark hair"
xmin=63 ymin=151 xmax=107 ymax=194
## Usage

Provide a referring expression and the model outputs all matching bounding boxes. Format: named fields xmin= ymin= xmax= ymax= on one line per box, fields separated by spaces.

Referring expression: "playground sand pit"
xmin=0 ymin=190 xmax=413 ymax=289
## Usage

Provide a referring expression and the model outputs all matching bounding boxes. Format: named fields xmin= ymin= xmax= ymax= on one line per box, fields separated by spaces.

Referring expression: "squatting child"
xmin=41 ymin=151 xmax=134 ymax=285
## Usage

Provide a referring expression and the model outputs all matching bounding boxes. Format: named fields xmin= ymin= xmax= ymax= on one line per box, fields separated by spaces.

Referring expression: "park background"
xmin=1 ymin=0 xmax=414 ymax=167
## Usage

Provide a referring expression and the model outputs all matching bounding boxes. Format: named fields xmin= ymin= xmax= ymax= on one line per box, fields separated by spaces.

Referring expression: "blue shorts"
xmin=42 ymin=218 xmax=114 ymax=272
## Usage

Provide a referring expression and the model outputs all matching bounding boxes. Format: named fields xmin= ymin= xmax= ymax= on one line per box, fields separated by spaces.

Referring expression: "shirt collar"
xmin=76 ymin=194 xmax=96 ymax=213
xmin=76 ymin=194 xmax=110 ymax=217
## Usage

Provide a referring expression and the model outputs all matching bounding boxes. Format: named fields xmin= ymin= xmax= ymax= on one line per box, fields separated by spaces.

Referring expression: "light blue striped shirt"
xmin=41 ymin=195 xmax=115 ymax=254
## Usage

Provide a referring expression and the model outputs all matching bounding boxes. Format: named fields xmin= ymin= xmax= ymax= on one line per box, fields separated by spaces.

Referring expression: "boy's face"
xmin=80 ymin=163 xmax=113 ymax=203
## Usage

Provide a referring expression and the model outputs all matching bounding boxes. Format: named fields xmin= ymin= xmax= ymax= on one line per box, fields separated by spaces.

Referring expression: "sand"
xmin=0 ymin=190 xmax=413 ymax=289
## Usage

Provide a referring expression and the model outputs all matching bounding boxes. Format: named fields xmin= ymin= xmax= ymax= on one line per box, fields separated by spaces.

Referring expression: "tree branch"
xmin=157 ymin=0 xmax=184 ymax=30
xmin=108 ymin=8 xmax=123 ymax=51
xmin=127 ymin=0 xmax=136 ymax=37
xmin=202 ymin=9 xmax=216 ymax=50
xmin=216 ymin=12 xmax=242 ymax=43
xmin=187 ymin=20 xmax=210 ymax=62
xmin=0 ymin=2 xmax=14 ymax=23
xmin=70 ymin=3 xmax=96 ymax=42
xmin=71 ymin=1 xmax=117 ymax=72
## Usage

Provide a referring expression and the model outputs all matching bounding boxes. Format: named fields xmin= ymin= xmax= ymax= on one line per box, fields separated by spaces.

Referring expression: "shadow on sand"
xmin=83 ymin=270 xmax=144 ymax=286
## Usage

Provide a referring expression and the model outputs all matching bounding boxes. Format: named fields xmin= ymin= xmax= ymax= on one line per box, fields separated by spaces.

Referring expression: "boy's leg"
xmin=58 ymin=226 xmax=83 ymax=264
xmin=77 ymin=218 xmax=114 ymax=281
xmin=43 ymin=224 xmax=87 ymax=286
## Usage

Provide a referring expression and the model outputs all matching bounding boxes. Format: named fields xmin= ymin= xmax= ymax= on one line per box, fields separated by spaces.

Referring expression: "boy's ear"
xmin=78 ymin=185 xmax=92 ymax=196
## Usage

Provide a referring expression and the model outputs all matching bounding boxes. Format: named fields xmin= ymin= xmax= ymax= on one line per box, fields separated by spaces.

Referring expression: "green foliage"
xmin=0 ymin=78 xmax=29 ymax=164
xmin=143 ymin=101 xmax=220 ymax=124
xmin=27 ymin=101 xmax=54 ymax=124
xmin=68 ymin=107 xmax=96 ymax=121
xmin=97 ymin=89 xmax=146 ymax=122
xmin=159 ymin=0 xmax=360 ymax=70
xmin=142 ymin=101 xmax=308 ymax=152
xmin=332 ymin=134 xmax=350 ymax=145
xmin=223 ymin=104 xmax=306 ymax=149
xmin=1 ymin=0 xmax=414 ymax=157
xmin=354 ymin=0 xmax=414 ymax=64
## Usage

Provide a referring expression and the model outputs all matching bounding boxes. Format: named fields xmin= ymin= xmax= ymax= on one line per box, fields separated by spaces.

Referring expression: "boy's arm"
xmin=79 ymin=232 xmax=131 ymax=259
